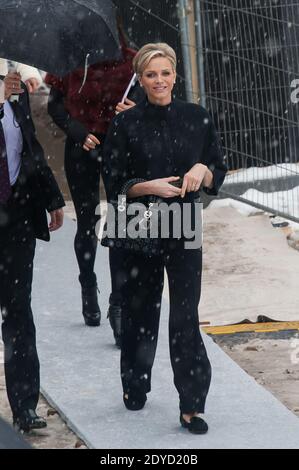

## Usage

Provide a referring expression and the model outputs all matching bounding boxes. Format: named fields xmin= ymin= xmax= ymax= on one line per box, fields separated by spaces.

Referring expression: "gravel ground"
xmin=211 ymin=333 xmax=299 ymax=419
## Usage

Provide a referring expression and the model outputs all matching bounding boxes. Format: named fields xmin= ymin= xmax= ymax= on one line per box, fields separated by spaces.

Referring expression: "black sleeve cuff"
xmin=203 ymin=166 xmax=227 ymax=196
xmin=46 ymin=196 xmax=65 ymax=212
xmin=120 ymin=178 xmax=147 ymax=195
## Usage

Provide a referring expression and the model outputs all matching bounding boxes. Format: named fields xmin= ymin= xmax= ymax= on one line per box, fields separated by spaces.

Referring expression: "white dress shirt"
xmin=0 ymin=100 xmax=23 ymax=185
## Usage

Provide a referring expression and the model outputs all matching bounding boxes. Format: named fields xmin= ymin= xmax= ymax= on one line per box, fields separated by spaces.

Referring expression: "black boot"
xmin=13 ymin=409 xmax=47 ymax=433
xmin=82 ymin=286 xmax=101 ymax=327
xmin=107 ymin=304 xmax=121 ymax=348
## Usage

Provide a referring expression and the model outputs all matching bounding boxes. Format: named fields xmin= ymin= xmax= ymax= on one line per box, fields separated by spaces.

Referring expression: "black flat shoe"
xmin=13 ymin=409 xmax=47 ymax=433
xmin=107 ymin=304 xmax=121 ymax=348
xmin=123 ymin=392 xmax=147 ymax=411
xmin=82 ymin=286 xmax=101 ymax=327
xmin=180 ymin=412 xmax=208 ymax=435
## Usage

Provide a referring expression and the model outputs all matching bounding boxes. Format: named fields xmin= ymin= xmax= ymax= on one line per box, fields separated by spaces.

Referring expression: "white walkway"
xmin=32 ymin=216 xmax=299 ymax=449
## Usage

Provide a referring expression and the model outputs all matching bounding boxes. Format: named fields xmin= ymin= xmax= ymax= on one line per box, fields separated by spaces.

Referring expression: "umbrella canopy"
xmin=0 ymin=0 xmax=121 ymax=76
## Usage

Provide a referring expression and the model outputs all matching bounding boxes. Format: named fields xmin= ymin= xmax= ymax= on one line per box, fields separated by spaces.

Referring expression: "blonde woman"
xmin=102 ymin=43 xmax=227 ymax=434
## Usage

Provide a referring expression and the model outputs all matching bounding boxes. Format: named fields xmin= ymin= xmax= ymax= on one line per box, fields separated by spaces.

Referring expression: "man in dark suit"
xmin=0 ymin=71 xmax=64 ymax=432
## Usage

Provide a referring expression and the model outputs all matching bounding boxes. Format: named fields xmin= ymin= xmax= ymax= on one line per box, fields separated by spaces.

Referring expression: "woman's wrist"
xmin=127 ymin=181 xmax=154 ymax=198
xmin=202 ymin=168 xmax=214 ymax=189
xmin=192 ymin=163 xmax=212 ymax=188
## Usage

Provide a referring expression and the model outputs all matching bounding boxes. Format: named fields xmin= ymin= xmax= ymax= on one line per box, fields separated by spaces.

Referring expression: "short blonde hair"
xmin=133 ymin=43 xmax=177 ymax=76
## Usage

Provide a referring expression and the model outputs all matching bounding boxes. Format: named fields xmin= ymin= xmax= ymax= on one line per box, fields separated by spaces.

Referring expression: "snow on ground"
xmin=225 ymin=163 xmax=299 ymax=183
xmin=213 ymin=186 xmax=299 ymax=230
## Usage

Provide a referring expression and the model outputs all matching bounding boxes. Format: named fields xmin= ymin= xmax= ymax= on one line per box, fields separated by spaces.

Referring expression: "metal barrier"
xmin=202 ymin=0 xmax=299 ymax=222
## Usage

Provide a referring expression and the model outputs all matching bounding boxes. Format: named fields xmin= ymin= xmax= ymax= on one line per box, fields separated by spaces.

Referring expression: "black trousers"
xmin=64 ymin=137 xmax=121 ymax=304
xmin=0 ymin=185 xmax=39 ymax=419
xmin=116 ymin=240 xmax=211 ymax=414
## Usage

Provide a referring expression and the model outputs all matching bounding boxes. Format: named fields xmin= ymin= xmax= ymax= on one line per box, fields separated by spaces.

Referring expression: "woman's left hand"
xmin=181 ymin=163 xmax=208 ymax=198
xmin=83 ymin=133 xmax=101 ymax=152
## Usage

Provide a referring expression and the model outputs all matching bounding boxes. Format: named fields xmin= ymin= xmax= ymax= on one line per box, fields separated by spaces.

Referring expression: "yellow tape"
xmin=202 ymin=321 xmax=299 ymax=335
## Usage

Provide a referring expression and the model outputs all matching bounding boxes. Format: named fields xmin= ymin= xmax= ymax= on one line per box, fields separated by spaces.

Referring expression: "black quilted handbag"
xmin=101 ymin=179 xmax=162 ymax=256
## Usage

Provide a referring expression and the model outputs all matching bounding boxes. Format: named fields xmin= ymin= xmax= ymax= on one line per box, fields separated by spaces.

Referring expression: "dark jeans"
xmin=64 ymin=137 xmax=124 ymax=305
xmin=0 ymin=186 xmax=39 ymax=418
xmin=116 ymin=240 xmax=211 ymax=414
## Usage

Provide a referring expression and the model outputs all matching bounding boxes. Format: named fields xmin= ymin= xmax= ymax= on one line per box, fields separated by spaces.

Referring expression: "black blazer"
xmin=103 ymin=97 xmax=227 ymax=202
xmin=0 ymin=76 xmax=65 ymax=241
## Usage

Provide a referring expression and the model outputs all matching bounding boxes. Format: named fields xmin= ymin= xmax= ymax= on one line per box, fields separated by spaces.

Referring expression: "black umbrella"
xmin=0 ymin=0 xmax=121 ymax=76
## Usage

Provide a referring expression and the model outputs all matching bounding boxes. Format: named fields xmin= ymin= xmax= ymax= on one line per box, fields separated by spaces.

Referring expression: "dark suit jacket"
xmin=0 ymin=76 xmax=65 ymax=241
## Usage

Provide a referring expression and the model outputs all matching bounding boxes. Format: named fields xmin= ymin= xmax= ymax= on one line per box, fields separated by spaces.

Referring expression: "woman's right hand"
xmin=83 ymin=133 xmax=101 ymax=152
xmin=149 ymin=177 xmax=182 ymax=198
xmin=115 ymin=98 xmax=136 ymax=115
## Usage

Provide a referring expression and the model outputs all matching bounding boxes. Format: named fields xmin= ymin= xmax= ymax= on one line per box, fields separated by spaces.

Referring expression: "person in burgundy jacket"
xmin=45 ymin=26 xmax=143 ymax=347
